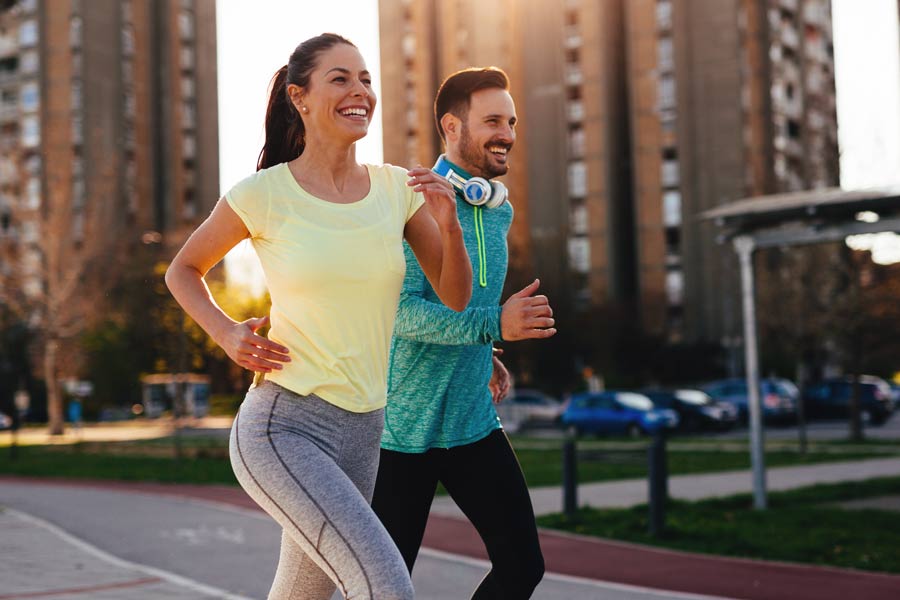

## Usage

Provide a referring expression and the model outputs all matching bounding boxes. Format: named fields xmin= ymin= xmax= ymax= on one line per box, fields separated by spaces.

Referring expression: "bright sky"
xmin=216 ymin=1 xmax=382 ymax=294
xmin=216 ymin=0 xmax=900 ymax=293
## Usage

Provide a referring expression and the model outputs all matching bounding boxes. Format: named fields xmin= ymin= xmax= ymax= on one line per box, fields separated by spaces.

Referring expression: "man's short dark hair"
xmin=434 ymin=67 xmax=510 ymax=142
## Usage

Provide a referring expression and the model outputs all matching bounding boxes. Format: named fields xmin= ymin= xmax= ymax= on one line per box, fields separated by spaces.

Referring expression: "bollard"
xmin=647 ymin=428 xmax=667 ymax=537
xmin=562 ymin=437 xmax=578 ymax=518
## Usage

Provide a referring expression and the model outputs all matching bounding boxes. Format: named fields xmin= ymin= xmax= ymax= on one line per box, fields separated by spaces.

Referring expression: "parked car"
xmin=803 ymin=376 xmax=895 ymax=425
xmin=888 ymin=381 xmax=900 ymax=409
xmin=0 ymin=410 xmax=11 ymax=430
xmin=560 ymin=391 xmax=679 ymax=437
xmin=643 ymin=389 xmax=738 ymax=432
xmin=702 ymin=378 xmax=798 ymax=424
xmin=495 ymin=389 xmax=563 ymax=433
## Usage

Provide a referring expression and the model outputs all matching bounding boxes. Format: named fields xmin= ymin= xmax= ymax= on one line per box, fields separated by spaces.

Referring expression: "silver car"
xmin=496 ymin=389 xmax=563 ymax=433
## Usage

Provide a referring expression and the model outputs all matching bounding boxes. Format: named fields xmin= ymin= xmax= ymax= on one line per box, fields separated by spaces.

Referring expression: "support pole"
xmin=735 ymin=235 xmax=767 ymax=510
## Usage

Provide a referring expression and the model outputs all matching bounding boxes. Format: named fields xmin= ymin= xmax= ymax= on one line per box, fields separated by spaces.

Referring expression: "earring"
xmin=301 ymin=106 xmax=308 ymax=113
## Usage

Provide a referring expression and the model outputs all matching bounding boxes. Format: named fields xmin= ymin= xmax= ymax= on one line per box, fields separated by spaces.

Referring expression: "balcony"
xmin=565 ymin=65 xmax=583 ymax=86
xmin=563 ymin=25 xmax=581 ymax=49
xmin=0 ymin=36 xmax=17 ymax=59
xmin=567 ymin=100 xmax=584 ymax=123
xmin=0 ymin=102 xmax=18 ymax=123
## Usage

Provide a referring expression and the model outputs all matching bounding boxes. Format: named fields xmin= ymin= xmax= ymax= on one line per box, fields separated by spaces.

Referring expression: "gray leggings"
xmin=229 ymin=380 xmax=413 ymax=600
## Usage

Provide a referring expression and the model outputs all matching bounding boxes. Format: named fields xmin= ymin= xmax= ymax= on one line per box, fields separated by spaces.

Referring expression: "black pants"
xmin=372 ymin=429 xmax=545 ymax=599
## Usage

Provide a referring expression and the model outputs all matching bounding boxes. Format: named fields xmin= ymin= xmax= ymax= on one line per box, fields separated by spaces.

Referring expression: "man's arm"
xmin=394 ymin=243 xmax=502 ymax=345
xmin=394 ymin=244 xmax=558 ymax=346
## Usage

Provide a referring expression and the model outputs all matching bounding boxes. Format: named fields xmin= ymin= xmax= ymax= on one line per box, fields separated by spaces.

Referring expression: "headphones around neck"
xmin=432 ymin=155 xmax=508 ymax=209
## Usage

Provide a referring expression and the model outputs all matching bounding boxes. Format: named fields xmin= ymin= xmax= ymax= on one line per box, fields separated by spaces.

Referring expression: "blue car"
xmin=561 ymin=391 xmax=679 ymax=437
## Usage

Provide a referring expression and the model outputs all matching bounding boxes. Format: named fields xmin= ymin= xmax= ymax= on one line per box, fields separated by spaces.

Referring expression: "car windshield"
xmin=774 ymin=380 xmax=799 ymax=396
xmin=617 ymin=393 xmax=654 ymax=411
xmin=675 ymin=390 xmax=713 ymax=405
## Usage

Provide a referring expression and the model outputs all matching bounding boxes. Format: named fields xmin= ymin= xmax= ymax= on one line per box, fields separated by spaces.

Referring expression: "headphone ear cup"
xmin=485 ymin=181 xmax=507 ymax=209
xmin=463 ymin=177 xmax=492 ymax=206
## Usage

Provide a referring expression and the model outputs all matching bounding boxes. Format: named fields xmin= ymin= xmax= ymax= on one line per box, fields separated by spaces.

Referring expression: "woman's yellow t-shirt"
xmin=225 ymin=162 xmax=425 ymax=413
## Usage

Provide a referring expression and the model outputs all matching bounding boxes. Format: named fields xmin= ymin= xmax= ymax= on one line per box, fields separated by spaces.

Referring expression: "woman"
xmin=165 ymin=33 xmax=471 ymax=599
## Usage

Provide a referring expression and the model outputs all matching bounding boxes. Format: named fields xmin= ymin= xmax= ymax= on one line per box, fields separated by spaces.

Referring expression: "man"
xmin=372 ymin=67 xmax=555 ymax=599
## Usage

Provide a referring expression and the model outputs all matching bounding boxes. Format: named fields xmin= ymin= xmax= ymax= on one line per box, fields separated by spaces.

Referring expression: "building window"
xmin=180 ymin=47 xmax=194 ymax=70
xmin=71 ymin=80 xmax=82 ymax=111
xmin=21 ymin=115 xmax=39 ymax=147
xmin=20 ymin=50 xmax=39 ymax=73
xmin=122 ymin=26 xmax=135 ymax=56
xmin=666 ymin=269 xmax=684 ymax=305
xmin=26 ymin=177 xmax=40 ymax=209
xmin=183 ymin=134 xmax=196 ymax=158
xmin=19 ymin=20 xmax=38 ymax=47
xmin=72 ymin=179 xmax=85 ymax=208
xmin=661 ymin=159 xmax=679 ymax=187
xmin=181 ymin=75 xmax=195 ymax=98
xmin=663 ymin=190 xmax=681 ymax=227
xmin=20 ymin=81 xmax=39 ymax=112
xmin=178 ymin=11 xmax=194 ymax=40
xmin=70 ymin=16 xmax=82 ymax=48
xmin=658 ymin=75 xmax=676 ymax=110
xmin=123 ymin=91 xmax=136 ymax=117
xmin=72 ymin=116 xmax=83 ymax=145
xmin=181 ymin=102 xmax=195 ymax=129
xmin=568 ymin=161 xmax=587 ymax=197
xmin=568 ymin=127 xmax=585 ymax=158
xmin=568 ymin=236 xmax=590 ymax=273
xmin=570 ymin=201 xmax=588 ymax=235
xmin=657 ymin=37 xmax=674 ymax=72
xmin=567 ymin=100 xmax=584 ymax=122
xmin=656 ymin=0 xmax=673 ymax=30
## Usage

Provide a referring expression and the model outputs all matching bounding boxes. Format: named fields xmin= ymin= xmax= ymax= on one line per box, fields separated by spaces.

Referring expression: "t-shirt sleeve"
xmin=224 ymin=171 xmax=269 ymax=238
xmin=405 ymin=184 xmax=426 ymax=223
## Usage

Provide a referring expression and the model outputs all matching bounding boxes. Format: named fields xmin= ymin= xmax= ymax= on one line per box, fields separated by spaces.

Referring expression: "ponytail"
xmin=257 ymin=66 xmax=305 ymax=170
xmin=255 ymin=33 xmax=357 ymax=171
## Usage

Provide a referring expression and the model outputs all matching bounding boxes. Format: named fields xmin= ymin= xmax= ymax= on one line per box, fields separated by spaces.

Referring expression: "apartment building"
xmin=0 ymin=0 xmax=218 ymax=312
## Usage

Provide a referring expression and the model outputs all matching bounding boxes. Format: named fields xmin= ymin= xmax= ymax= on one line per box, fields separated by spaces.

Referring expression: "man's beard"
xmin=459 ymin=123 xmax=509 ymax=179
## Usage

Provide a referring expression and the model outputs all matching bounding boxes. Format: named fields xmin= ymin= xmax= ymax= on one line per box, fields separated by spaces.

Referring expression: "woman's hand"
xmin=407 ymin=166 xmax=460 ymax=234
xmin=217 ymin=316 xmax=291 ymax=374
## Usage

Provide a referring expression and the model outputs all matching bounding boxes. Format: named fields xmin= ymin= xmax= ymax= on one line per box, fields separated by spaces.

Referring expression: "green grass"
xmin=537 ymin=477 xmax=900 ymax=574
xmin=0 ymin=445 xmax=237 ymax=485
xmin=0 ymin=437 xmax=893 ymax=489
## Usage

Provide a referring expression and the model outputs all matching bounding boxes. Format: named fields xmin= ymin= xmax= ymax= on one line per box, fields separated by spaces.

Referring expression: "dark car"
xmin=643 ymin=389 xmax=738 ymax=432
xmin=561 ymin=391 xmax=679 ymax=437
xmin=702 ymin=378 xmax=798 ymax=424
xmin=803 ymin=376 xmax=895 ymax=425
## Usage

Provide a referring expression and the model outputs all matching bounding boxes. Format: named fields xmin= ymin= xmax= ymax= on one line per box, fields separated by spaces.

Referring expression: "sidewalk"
xmin=0 ymin=506 xmax=251 ymax=600
xmin=431 ymin=455 xmax=900 ymax=517
xmin=3 ymin=457 xmax=900 ymax=599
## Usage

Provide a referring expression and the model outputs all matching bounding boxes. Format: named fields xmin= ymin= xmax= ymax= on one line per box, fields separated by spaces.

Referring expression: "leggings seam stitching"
xmin=267 ymin=392 xmax=374 ymax=597
xmin=234 ymin=395 xmax=348 ymax=597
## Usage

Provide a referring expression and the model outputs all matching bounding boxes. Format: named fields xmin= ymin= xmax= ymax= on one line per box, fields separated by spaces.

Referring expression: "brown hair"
xmin=257 ymin=33 xmax=356 ymax=170
xmin=433 ymin=67 xmax=510 ymax=142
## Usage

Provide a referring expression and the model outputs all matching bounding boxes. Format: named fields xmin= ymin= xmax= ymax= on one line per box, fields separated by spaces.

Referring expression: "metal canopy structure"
xmin=702 ymin=187 xmax=900 ymax=509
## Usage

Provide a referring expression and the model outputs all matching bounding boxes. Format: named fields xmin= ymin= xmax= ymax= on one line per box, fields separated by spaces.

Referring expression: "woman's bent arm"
xmin=403 ymin=167 xmax=472 ymax=311
xmin=164 ymin=198 xmax=290 ymax=372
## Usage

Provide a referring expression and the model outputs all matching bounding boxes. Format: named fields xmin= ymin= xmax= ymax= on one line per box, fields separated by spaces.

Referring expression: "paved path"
xmin=3 ymin=456 xmax=900 ymax=599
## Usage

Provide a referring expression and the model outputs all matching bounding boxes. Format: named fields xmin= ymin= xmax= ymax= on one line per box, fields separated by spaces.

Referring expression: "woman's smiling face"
xmin=288 ymin=43 xmax=377 ymax=145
